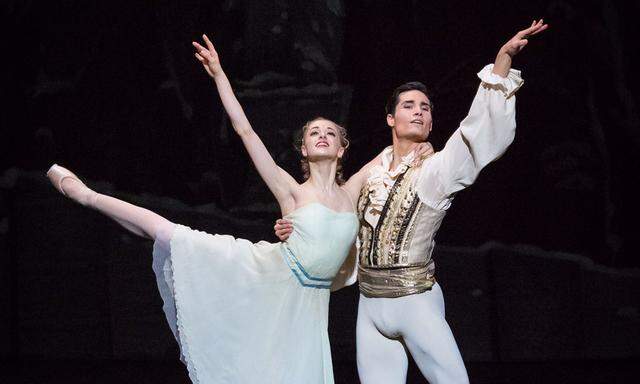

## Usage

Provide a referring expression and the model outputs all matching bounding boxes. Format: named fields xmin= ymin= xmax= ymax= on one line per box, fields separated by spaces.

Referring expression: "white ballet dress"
xmin=152 ymin=202 xmax=358 ymax=384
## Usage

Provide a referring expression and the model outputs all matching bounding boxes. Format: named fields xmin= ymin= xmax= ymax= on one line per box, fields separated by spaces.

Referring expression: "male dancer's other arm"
xmin=193 ymin=35 xmax=299 ymax=213
xmin=417 ymin=20 xmax=547 ymax=210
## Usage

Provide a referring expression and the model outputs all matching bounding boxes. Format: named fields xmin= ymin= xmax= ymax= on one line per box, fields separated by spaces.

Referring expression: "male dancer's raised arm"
xmin=417 ymin=20 xmax=547 ymax=210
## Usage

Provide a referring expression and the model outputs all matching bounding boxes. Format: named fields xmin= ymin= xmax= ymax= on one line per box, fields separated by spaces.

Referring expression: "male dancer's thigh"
xmin=356 ymin=294 xmax=408 ymax=384
xmin=400 ymin=283 xmax=469 ymax=384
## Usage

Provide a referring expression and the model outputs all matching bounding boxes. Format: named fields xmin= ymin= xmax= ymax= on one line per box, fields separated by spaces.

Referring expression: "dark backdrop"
xmin=3 ymin=1 xmax=640 ymax=383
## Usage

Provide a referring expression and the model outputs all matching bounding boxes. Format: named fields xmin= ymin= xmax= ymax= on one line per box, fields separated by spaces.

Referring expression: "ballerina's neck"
xmin=307 ymin=159 xmax=338 ymax=189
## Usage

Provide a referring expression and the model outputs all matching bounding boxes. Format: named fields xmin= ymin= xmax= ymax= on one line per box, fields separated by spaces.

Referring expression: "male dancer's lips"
xmin=411 ymin=119 xmax=424 ymax=126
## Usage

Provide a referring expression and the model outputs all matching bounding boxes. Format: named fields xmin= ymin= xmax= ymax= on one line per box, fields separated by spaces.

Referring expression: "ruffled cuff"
xmin=477 ymin=63 xmax=524 ymax=99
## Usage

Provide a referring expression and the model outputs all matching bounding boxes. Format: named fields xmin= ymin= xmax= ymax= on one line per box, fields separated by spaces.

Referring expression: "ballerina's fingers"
xmin=195 ymin=52 xmax=206 ymax=63
xmin=192 ymin=41 xmax=210 ymax=57
xmin=202 ymin=34 xmax=217 ymax=54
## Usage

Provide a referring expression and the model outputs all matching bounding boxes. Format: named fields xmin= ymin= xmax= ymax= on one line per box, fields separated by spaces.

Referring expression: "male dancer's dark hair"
xmin=385 ymin=81 xmax=434 ymax=115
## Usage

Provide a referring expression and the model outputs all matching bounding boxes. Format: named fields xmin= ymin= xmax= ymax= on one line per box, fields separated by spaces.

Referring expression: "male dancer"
xmin=275 ymin=20 xmax=548 ymax=383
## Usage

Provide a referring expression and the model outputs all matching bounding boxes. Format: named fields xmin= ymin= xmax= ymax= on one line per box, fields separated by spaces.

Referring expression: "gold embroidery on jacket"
xmin=358 ymin=166 xmax=423 ymax=268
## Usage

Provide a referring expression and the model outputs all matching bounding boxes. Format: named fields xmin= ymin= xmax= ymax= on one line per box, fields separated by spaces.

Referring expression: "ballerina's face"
xmin=301 ymin=119 xmax=347 ymax=161
xmin=387 ymin=90 xmax=433 ymax=142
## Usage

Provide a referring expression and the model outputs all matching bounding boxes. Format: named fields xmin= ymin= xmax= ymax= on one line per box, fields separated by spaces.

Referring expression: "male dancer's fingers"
xmin=520 ymin=20 xmax=539 ymax=37
xmin=274 ymin=218 xmax=293 ymax=239
xmin=412 ymin=143 xmax=433 ymax=166
xmin=275 ymin=220 xmax=290 ymax=230
xmin=532 ymin=22 xmax=548 ymax=36
xmin=275 ymin=229 xmax=291 ymax=241
xmin=528 ymin=20 xmax=544 ymax=35
xmin=283 ymin=230 xmax=293 ymax=239
xmin=523 ymin=19 xmax=548 ymax=39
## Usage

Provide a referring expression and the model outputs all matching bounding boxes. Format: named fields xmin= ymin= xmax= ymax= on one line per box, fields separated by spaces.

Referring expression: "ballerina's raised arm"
xmin=193 ymin=34 xmax=300 ymax=214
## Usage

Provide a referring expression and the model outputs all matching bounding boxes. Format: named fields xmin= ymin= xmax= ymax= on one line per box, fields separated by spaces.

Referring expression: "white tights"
xmin=356 ymin=283 xmax=469 ymax=384
xmin=60 ymin=178 xmax=176 ymax=250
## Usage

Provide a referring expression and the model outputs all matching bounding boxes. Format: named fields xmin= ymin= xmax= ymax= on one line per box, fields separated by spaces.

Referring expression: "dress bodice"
xmin=283 ymin=203 xmax=358 ymax=280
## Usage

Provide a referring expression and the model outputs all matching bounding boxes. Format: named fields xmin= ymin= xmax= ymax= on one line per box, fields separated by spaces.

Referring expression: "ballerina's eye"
xmin=327 ymin=131 xmax=336 ymax=136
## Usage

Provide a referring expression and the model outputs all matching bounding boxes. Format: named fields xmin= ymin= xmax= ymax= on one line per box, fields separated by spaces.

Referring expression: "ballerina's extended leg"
xmin=47 ymin=164 xmax=176 ymax=248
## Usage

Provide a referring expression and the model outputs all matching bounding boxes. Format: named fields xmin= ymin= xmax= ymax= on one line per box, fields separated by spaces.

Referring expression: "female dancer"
xmin=47 ymin=34 xmax=430 ymax=383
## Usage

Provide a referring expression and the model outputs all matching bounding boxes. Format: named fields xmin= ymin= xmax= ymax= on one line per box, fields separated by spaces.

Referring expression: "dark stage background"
xmin=2 ymin=0 xmax=640 ymax=383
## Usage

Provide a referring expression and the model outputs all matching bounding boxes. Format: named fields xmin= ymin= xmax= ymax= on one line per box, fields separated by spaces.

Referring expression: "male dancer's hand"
xmin=193 ymin=34 xmax=223 ymax=78
xmin=493 ymin=19 xmax=548 ymax=77
xmin=274 ymin=218 xmax=293 ymax=241
xmin=411 ymin=142 xmax=435 ymax=167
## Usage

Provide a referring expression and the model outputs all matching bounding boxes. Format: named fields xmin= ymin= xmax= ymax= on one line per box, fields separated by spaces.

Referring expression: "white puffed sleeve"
xmin=417 ymin=64 xmax=524 ymax=210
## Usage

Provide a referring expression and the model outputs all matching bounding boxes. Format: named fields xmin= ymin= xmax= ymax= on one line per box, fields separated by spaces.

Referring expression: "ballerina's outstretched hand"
xmin=193 ymin=34 xmax=222 ymax=78
xmin=190 ymin=33 xmax=299 ymax=213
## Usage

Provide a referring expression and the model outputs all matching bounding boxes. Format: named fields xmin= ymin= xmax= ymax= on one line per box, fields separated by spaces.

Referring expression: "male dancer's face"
xmin=387 ymin=90 xmax=433 ymax=143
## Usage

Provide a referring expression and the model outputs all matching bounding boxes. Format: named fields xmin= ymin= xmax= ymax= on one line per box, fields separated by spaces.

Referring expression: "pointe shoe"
xmin=47 ymin=164 xmax=85 ymax=196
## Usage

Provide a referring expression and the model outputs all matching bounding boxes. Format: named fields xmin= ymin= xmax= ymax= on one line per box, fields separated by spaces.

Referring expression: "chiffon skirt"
xmin=152 ymin=224 xmax=334 ymax=384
